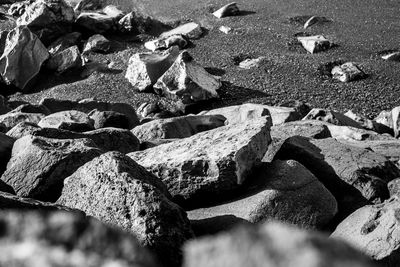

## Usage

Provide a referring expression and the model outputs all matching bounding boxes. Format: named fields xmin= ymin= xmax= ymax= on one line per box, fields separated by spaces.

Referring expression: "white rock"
xmin=297 ymin=35 xmax=331 ymax=54
xmin=160 ymin=22 xmax=203 ymax=40
xmin=144 ymin=35 xmax=187 ymax=51
xmin=219 ymin=26 xmax=232 ymax=34
xmin=238 ymin=57 xmax=265 ymax=69
xmin=382 ymin=52 xmax=400 ymax=61
xmin=213 ymin=2 xmax=240 ymax=18
xmin=331 ymin=62 xmax=365 ymax=82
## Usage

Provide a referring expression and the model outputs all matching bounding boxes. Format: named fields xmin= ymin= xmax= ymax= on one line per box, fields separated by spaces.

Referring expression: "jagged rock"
xmin=75 ymin=5 xmax=125 ymax=33
xmin=46 ymin=45 xmax=82 ymax=73
xmin=388 ymin=179 xmax=400 ymax=197
xmin=88 ymin=110 xmax=130 ymax=129
xmin=0 ymin=133 xmax=14 ymax=177
xmin=297 ymin=35 xmax=331 ymax=53
xmin=0 ymin=210 xmax=159 ymax=267
xmin=38 ymin=110 xmax=94 ymax=132
xmin=382 ymin=51 xmax=400 ymax=61
xmin=200 ymin=103 xmax=299 ymax=125
xmin=137 ymin=102 xmax=160 ymax=118
xmin=144 ymin=34 xmax=188 ymax=51
xmin=154 ymin=51 xmax=221 ymax=105
xmin=9 ymin=103 xmax=50 ymax=115
xmin=83 ymin=34 xmax=119 ymax=53
xmin=238 ymin=57 xmax=265 ymax=69
xmin=16 ymin=0 xmax=76 ymax=45
xmin=39 ymin=98 xmax=140 ymax=128
xmin=132 ymin=114 xmax=226 ymax=142
xmin=213 ymin=2 xmax=240 ymax=18
xmin=118 ymin=11 xmax=151 ymax=34
xmin=332 ymin=198 xmax=400 ymax=265
xmin=219 ymin=25 xmax=232 ymax=34
xmin=0 ymin=112 xmax=45 ymax=131
xmin=0 ymin=26 xmax=49 ymax=91
xmin=345 ymin=109 xmax=393 ymax=135
xmin=128 ymin=116 xmax=271 ymax=208
xmin=303 ymin=108 xmax=364 ymax=129
xmin=375 ymin=110 xmax=392 ymax=128
xmin=189 ymin=160 xmax=337 ymax=235
xmin=184 ymin=221 xmax=377 ymax=267
xmin=57 ymin=151 xmax=194 ymax=267
xmin=125 ymin=46 xmax=180 ymax=91
xmin=47 ymin=31 xmax=81 ymax=55
xmin=1 ymin=135 xmax=102 ymax=201
xmin=160 ymin=22 xmax=202 ymax=40
xmin=332 ymin=62 xmax=366 ymax=82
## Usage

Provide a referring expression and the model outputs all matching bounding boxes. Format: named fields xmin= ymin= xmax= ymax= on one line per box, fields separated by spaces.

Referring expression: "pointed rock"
xmin=213 ymin=2 xmax=240 ymax=18
xmin=46 ymin=45 xmax=82 ymax=73
xmin=297 ymin=35 xmax=331 ymax=53
xmin=160 ymin=22 xmax=202 ymax=40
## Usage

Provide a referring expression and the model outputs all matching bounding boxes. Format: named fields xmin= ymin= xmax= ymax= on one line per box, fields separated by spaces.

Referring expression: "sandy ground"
xmin=6 ymin=0 xmax=400 ymax=118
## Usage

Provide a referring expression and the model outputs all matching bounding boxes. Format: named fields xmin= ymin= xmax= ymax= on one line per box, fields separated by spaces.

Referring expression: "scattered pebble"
xmin=219 ymin=26 xmax=232 ymax=34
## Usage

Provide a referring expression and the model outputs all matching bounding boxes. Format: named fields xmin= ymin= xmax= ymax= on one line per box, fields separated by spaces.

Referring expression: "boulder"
xmin=213 ymin=2 xmax=240 ymax=18
xmin=144 ymin=34 xmax=188 ymax=51
xmin=0 ymin=26 xmax=49 ymax=91
xmin=131 ymin=114 xmax=226 ymax=142
xmin=332 ymin=198 xmax=400 ymax=265
xmin=154 ymin=51 xmax=221 ymax=105
xmin=303 ymin=108 xmax=364 ymax=129
xmin=297 ymin=35 xmax=331 ymax=53
xmin=75 ymin=5 xmax=125 ymax=33
xmin=331 ymin=62 xmax=366 ymax=82
xmin=125 ymin=46 xmax=180 ymax=91
xmin=128 ymin=116 xmax=271 ymax=208
xmin=0 ymin=133 xmax=14 ymax=177
xmin=160 ymin=22 xmax=202 ymax=40
xmin=184 ymin=221 xmax=377 ymax=267
xmin=47 ymin=31 xmax=82 ymax=55
xmin=57 ymin=151 xmax=194 ymax=267
xmin=1 ymin=135 xmax=102 ymax=201
xmin=46 ymin=45 xmax=82 ymax=73
xmin=89 ymin=110 xmax=130 ymax=129
xmin=38 ymin=110 xmax=94 ymax=132
xmin=0 ymin=210 xmax=159 ymax=267
xmin=0 ymin=112 xmax=45 ymax=131
xmin=344 ymin=109 xmax=393 ymax=135
xmin=189 ymin=160 xmax=337 ymax=235
xmin=83 ymin=34 xmax=119 ymax=54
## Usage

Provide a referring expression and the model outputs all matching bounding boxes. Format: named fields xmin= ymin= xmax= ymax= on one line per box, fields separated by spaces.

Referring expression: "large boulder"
xmin=154 ymin=51 xmax=221 ymax=105
xmin=184 ymin=221 xmax=377 ymax=267
xmin=0 ymin=210 xmax=159 ymax=267
xmin=132 ymin=114 xmax=226 ymax=142
xmin=57 ymin=151 xmax=194 ymax=267
xmin=189 ymin=160 xmax=337 ymax=235
xmin=128 ymin=116 xmax=271 ymax=208
xmin=0 ymin=112 xmax=45 ymax=131
xmin=1 ymin=135 xmax=102 ymax=202
xmin=38 ymin=110 xmax=94 ymax=132
xmin=0 ymin=26 xmax=49 ymax=91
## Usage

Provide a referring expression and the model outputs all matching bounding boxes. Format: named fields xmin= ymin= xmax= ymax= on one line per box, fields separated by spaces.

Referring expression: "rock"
xmin=73 ymin=0 xmax=106 ymax=12
xmin=0 ymin=133 xmax=14 ymax=177
xmin=297 ymin=35 xmax=331 ymax=53
xmin=0 ymin=210 xmax=159 ymax=267
xmin=16 ymin=0 xmax=76 ymax=45
xmin=125 ymin=46 xmax=180 ymax=91
xmin=382 ymin=51 xmax=400 ymax=61
xmin=332 ymin=62 xmax=366 ymax=82
xmin=303 ymin=108 xmax=364 ymax=129
xmin=137 ymin=102 xmax=160 ymax=118
xmin=219 ymin=25 xmax=232 ymax=34
xmin=160 ymin=22 xmax=202 ymax=40
xmin=128 ymin=116 xmax=271 ymax=208
xmin=132 ymin=114 xmax=226 ymax=142
xmin=46 ymin=45 xmax=82 ymax=73
xmin=47 ymin=31 xmax=81 ymax=55
xmin=238 ymin=57 xmax=265 ymax=69
xmin=375 ymin=110 xmax=392 ymax=128
xmin=154 ymin=51 xmax=221 ymax=105
xmin=75 ymin=5 xmax=125 ymax=33
xmin=326 ymin=124 xmax=390 ymax=141
xmin=9 ymin=103 xmax=50 ymax=115
xmin=303 ymin=16 xmax=329 ymax=29
xmin=184 ymin=221 xmax=377 ymax=267
xmin=388 ymin=179 xmax=400 ymax=197
xmin=8 ymin=1 xmax=28 ymax=17
xmin=38 ymin=110 xmax=94 ymax=132
xmin=144 ymin=34 xmax=188 ymax=51
xmin=213 ymin=2 xmax=240 ymax=18
xmin=189 ymin=160 xmax=337 ymax=235
xmin=39 ymin=98 xmax=140 ymax=128
xmin=0 ymin=112 xmax=45 ymax=131
xmin=118 ymin=11 xmax=151 ymax=34
xmin=83 ymin=34 xmax=118 ymax=54
xmin=57 ymin=151 xmax=193 ymax=267
xmin=0 ymin=26 xmax=49 ymax=91
xmin=201 ymin=103 xmax=299 ymax=125
xmin=1 ymin=135 xmax=102 ymax=201
xmin=331 ymin=198 xmax=400 ymax=265
xmin=88 ymin=110 xmax=130 ymax=129
xmin=345 ymin=109 xmax=393 ymax=135
xmin=0 ymin=95 xmax=10 ymax=115
xmin=391 ymin=106 xmax=400 ymax=137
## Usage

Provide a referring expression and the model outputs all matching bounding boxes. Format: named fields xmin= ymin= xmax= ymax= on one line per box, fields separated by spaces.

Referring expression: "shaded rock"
xmin=213 ymin=2 xmax=240 ymax=18
xmin=6 ymin=121 xmax=43 ymax=138
xmin=118 ymin=11 xmax=152 ymax=34
xmin=0 ymin=26 xmax=49 ymax=91
xmin=47 ymin=31 xmax=81 ymax=55
xmin=332 ymin=198 xmax=400 ymax=265
xmin=332 ymin=62 xmax=366 ymax=82
xmin=128 ymin=116 xmax=271 ymax=208
xmin=238 ymin=57 xmax=265 ymax=69
xmin=326 ymin=124 xmax=391 ymax=141
xmin=57 ymin=151 xmax=194 ymax=267
xmin=200 ymin=103 xmax=299 ymax=125
xmin=184 ymin=221 xmax=377 ymax=267
xmin=9 ymin=103 xmax=50 ymax=115
xmin=144 ymin=34 xmax=187 ymax=51
xmin=382 ymin=51 xmax=400 ymax=61
xmin=1 ymin=135 xmax=101 ymax=201
xmin=303 ymin=108 xmax=364 ymax=129
xmin=140 ymin=138 xmax=177 ymax=150
xmin=388 ymin=179 xmax=400 ymax=198
xmin=0 ymin=112 xmax=44 ymax=131
xmin=89 ymin=110 xmax=130 ymax=129
xmin=154 ymin=51 xmax=221 ymax=105
xmin=137 ymin=102 xmax=160 ymax=118
xmin=160 ymin=22 xmax=202 ymax=40
xmin=0 ymin=210 xmax=159 ymax=267
xmin=0 ymin=95 xmax=10 ymax=115
xmin=345 ymin=109 xmax=393 ymax=135
xmin=297 ymin=35 xmax=331 ymax=53
xmin=83 ymin=34 xmax=119 ymax=53
xmin=46 ymin=45 xmax=82 ymax=73
xmin=38 ymin=110 xmax=94 ymax=132
xmin=75 ymin=5 xmax=125 ymax=33
xmin=125 ymin=46 xmax=179 ymax=91
xmin=132 ymin=114 xmax=226 ymax=142
xmin=189 ymin=160 xmax=337 ymax=235
xmin=0 ymin=132 xmax=14 ymax=177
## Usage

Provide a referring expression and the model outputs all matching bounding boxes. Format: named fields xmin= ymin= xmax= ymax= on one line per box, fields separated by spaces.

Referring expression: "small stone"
xmin=38 ymin=110 xmax=94 ymax=132
xmin=297 ymin=35 xmax=331 ymax=53
xmin=238 ymin=57 xmax=265 ymax=69
xmin=46 ymin=45 xmax=82 ymax=73
xmin=331 ymin=62 xmax=366 ymax=82
xmin=160 ymin=22 xmax=203 ymax=40
xmin=213 ymin=2 xmax=240 ymax=18
xmin=219 ymin=26 xmax=232 ymax=34
xmin=382 ymin=51 xmax=400 ymax=61
xmin=47 ymin=32 xmax=82 ymax=55
xmin=144 ymin=35 xmax=187 ymax=51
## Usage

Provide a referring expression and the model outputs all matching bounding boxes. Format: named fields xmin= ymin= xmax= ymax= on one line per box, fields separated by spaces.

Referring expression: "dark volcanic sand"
xmin=6 ymin=0 xmax=400 ymax=118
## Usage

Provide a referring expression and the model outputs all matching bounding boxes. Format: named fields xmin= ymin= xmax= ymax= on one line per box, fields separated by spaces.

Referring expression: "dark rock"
xmin=83 ymin=34 xmax=120 ymax=54
xmin=46 ymin=45 xmax=83 ymax=73
xmin=75 ymin=5 xmax=125 ymax=33
xmin=47 ymin=31 xmax=82 ymax=55
xmin=0 ymin=132 xmax=14 ymax=177
xmin=89 ymin=109 xmax=130 ymax=129
xmin=9 ymin=103 xmax=50 ymax=115
xmin=118 ymin=11 xmax=152 ymax=34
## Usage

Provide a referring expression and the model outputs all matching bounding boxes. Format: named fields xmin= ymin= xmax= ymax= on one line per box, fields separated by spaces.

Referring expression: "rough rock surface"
xmin=118 ymin=11 xmax=151 ymax=34
xmin=344 ymin=109 xmax=392 ymax=135
xmin=89 ymin=109 xmax=130 ymax=129
xmin=145 ymin=34 xmax=188 ymax=51
xmin=184 ymin=221 xmax=377 ymax=267
xmin=159 ymin=22 xmax=202 ymax=40
xmin=303 ymin=108 xmax=364 ymax=129
xmin=47 ymin=31 xmax=82 ymax=55
xmin=46 ymin=45 xmax=82 ymax=73
xmin=331 ymin=62 xmax=366 ymax=82
xmin=297 ymin=35 xmax=331 ymax=54
xmin=0 ymin=112 xmax=45 ymax=131
xmin=38 ymin=110 xmax=94 ymax=132
xmin=0 ymin=132 xmax=14 ymax=177
xmin=1 ymin=135 xmax=102 ymax=201
xmin=83 ymin=34 xmax=117 ymax=54
xmin=75 ymin=5 xmax=125 ymax=33
xmin=128 ymin=116 xmax=271 ymax=208
xmin=57 ymin=151 xmax=194 ymax=267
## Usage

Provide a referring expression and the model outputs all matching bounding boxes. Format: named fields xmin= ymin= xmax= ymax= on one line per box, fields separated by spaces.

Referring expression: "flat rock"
xmin=297 ymin=35 xmax=331 ymax=53
xmin=189 ymin=160 xmax=337 ymax=235
xmin=38 ymin=110 xmax=94 ymax=132
xmin=128 ymin=116 xmax=271 ymax=208
xmin=184 ymin=221 xmax=377 ymax=267
xmin=89 ymin=110 xmax=130 ymax=129
xmin=125 ymin=46 xmax=180 ymax=91
xmin=213 ymin=2 xmax=240 ymax=18
xmin=9 ymin=103 xmax=50 ymax=115
xmin=75 ymin=5 xmax=125 ymax=33
xmin=47 ymin=31 xmax=82 ymax=55
xmin=154 ymin=51 xmax=221 ymax=105
xmin=144 ymin=34 xmax=188 ymax=51
xmin=0 ymin=112 xmax=45 ymax=131
xmin=0 ymin=26 xmax=49 ymax=91
xmin=160 ymin=22 xmax=202 ymax=40
xmin=57 ymin=151 xmax=193 ymax=267
xmin=303 ymin=108 xmax=364 ymax=129
xmin=46 ymin=45 xmax=82 ymax=73
xmin=131 ymin=114 xmax=226 ymax=142
xmin=1 ymin=135 xmax=102 ymax=201
xmin=331 ymin=62 xmax=366 ymax=82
